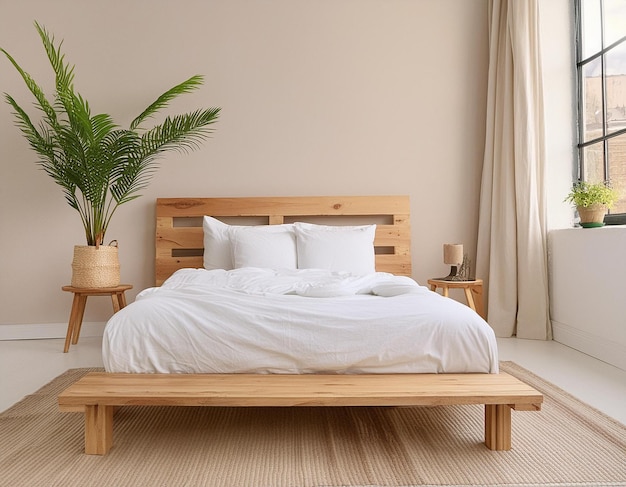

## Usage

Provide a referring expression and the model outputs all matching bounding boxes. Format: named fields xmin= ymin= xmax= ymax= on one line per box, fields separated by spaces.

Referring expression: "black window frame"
xmin=575 ymin=0 xmax=626 ymax=225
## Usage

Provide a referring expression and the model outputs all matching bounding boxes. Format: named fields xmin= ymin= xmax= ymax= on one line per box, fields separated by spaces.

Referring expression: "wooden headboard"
xmin=155 ymin=196 xmax=411 ymax=285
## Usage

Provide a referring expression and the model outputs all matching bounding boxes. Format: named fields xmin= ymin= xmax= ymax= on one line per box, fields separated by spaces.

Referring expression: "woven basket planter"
xmin=71 ymin=244 xmax=120 ymax=288
xmin=577 ymin=203 xmax=607 ymax=228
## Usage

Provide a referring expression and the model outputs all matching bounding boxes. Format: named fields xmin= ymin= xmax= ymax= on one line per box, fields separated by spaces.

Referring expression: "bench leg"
xmin=84 ymin=405 xmax=114 ymax=455
xmin=484 ymin=404 xmax=511 ymax=450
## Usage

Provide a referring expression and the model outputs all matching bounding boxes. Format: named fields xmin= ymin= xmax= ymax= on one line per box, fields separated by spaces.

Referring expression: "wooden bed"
xmin=58 ymin=195 xmax=542 ymax=455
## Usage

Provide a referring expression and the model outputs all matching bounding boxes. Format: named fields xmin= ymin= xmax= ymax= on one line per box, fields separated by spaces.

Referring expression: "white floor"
xmin=1 ymin=336 xmax=625 ymax=425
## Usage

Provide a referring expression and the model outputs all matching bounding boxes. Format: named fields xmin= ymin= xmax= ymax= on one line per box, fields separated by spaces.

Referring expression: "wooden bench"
xmin=58 ymin=372 xmax=542 ymax=455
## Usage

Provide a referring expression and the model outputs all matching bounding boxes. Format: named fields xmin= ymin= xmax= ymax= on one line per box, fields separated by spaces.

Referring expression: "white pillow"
xmin=294 ymin=222 xmax=376 ymax=275
xmin=228 ymin=224 xmax=297 ymax=270
xmin=203 ymin=216 xmax=233 ymax=270
xmin=202 ymin=216 xmax=297 ymax=271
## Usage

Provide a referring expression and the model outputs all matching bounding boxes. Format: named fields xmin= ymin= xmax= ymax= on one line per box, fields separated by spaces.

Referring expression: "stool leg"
xmin=72 ymin=295 xmax=88 ymax=345
xmin=464 ymin=287 xmax=477 ymax=312
xmin=111 ymin=291 xmax=128 ymax=313
xmin=442 ymin=287 xmax=449 ymax=297
xmin=471 ymin=285 xmax=485 ymax=320
xmin=118 ymin=291 xmax=127 ymax=308
xmin=64 ymin=294 xmax=81 ymax=353
xmin=111 ymin=293 xmax=122 ymax=313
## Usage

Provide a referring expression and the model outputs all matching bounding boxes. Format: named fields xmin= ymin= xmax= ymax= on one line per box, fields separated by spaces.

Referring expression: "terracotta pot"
xmin=71 ymin=244 xmax=120 ymax=288
xmin=577 ymin=203 xmax=607 ymax=228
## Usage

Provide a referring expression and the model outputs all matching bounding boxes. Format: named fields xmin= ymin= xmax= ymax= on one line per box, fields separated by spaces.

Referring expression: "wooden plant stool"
xmin=427 ymin=279 xmax=485 ymax=320
xmin=61 ymin=284 xmax=132 ymax=353
xmin=58 ymin=371 xmax=542 ymax=455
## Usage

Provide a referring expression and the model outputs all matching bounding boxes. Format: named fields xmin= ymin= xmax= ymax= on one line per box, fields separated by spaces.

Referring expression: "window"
xmin=576 ymin=0 xmax=626 ymax=223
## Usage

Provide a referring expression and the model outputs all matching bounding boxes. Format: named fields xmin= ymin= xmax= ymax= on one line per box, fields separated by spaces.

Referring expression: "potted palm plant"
xmin=1 ymin=22 xmax=220 ymax=287
xmin=565 ymin=180 xmax=619 ymax=228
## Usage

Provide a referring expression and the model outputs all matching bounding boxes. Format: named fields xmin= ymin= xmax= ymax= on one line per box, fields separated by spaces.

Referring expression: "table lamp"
xmin=442 ymin=243 xmax=463 ymax=281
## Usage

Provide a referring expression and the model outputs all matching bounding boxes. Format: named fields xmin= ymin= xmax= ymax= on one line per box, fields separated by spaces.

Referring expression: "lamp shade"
xmin=443 ymin=243 xmax=463 ymax=265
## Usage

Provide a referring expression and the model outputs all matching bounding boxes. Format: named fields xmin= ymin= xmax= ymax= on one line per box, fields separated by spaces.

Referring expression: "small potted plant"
xmin=1 ymin=22 xmax=220 ymax=287
xmin=565 ymin=180 xmax=619 ymax=228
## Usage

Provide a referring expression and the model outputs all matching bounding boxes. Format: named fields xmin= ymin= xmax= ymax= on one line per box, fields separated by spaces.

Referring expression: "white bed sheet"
xmin=102 ymin=268 xmax=499 ymax=374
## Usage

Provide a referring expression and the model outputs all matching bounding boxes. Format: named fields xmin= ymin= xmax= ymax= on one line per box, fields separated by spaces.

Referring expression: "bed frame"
xmin=58 ymin=195 xmax=542 ymax=455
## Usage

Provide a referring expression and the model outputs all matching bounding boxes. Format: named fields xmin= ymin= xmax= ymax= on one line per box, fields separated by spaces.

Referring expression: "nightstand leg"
xmin=64 ymin=294 xmax=81 ymax=353
xmin=464 ymin=287 xmax=476 ymax=312
xmin=111 ymin=291 xmax=128 ymax=313
xmin=111 ymin=293 xmax=121 ymax=313
xmin=472 ymin=285 xmax=485 ymax=320
xmin=72 ymin=295 xmax=88 ymax=345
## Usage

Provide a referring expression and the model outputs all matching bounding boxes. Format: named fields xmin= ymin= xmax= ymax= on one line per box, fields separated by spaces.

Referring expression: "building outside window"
xmin=576 ymin=0 xmax=626 ymax=222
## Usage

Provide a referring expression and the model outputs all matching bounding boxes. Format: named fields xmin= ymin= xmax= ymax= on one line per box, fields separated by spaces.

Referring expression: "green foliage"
xmin=1 ymin=22 xmax=220 ymax=246
xmin=565 ymin=180 xmax=619 ymax=209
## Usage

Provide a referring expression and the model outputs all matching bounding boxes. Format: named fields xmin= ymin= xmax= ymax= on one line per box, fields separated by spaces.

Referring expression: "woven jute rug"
xmin=0 ymin=362 xmax=624 ymax=487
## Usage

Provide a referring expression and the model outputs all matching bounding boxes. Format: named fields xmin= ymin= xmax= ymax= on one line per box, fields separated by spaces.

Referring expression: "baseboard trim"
xmin=0 ymin=322 xmax=106 ymax=341
xmin=552 ymin=320 xmax=626 ymax=371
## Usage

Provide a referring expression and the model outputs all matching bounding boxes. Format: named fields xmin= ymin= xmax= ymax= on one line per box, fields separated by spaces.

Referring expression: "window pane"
xmin=578 ymin=0 xmax=626 ymax=219
xmin=582 ymin=58 xmax=603 ymax=142
xmin=604 ymin=0 xmax=626 ymax=47
xmin=605 ymin=41 xmax=626 ymax=135
xmin=608 ymin=133 xmax=626 ymax=212
xmin=583 ymin=141 xmax=605 ymax=182
xmin=605 ymin=40 xmax=626 ymax=77
xmin=581 ymin=0 xmax=602 ymax=58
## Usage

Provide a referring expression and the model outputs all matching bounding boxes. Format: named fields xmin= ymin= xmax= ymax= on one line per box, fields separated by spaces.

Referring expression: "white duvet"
xmin=102 ymin=268 xmax=499 ymax=374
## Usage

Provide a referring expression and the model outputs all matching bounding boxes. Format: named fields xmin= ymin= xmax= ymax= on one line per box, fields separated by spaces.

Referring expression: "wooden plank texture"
xmin=59 ymin=372 xmax=542 ymax=409
xmin=156 ymin=196 xmax=409 ymax=217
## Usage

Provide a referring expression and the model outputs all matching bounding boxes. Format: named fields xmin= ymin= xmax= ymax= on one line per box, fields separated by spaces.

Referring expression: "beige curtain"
xmin=476 ymin=0 xmax=551 ymax=339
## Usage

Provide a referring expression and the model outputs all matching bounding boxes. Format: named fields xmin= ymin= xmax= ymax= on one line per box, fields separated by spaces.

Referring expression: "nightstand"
xmin=61 ymin=284 xmax=132 ymax=352
xmin=427 ymin=278 xmax=485 ymax=320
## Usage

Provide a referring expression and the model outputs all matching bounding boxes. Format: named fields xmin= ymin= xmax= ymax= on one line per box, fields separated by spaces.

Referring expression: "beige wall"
xmin=0 ymin=0 xmax=489 ymax=326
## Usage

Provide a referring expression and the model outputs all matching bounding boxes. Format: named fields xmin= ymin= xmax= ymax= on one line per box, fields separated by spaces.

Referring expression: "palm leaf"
xmin=34 ymin=22 xmax=75 ymax=95
xmin=139 ymin=107 xmax=221 ymax=156
xmin=129 ymin=75 xmax=205 ymax=131
xmin=2 ymin=22 xmax=220 ymax=246
xmin=0 ymin=47 xmax=60 ymax=132
xmin=4 ymin=94 xmax=52 ymax=158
